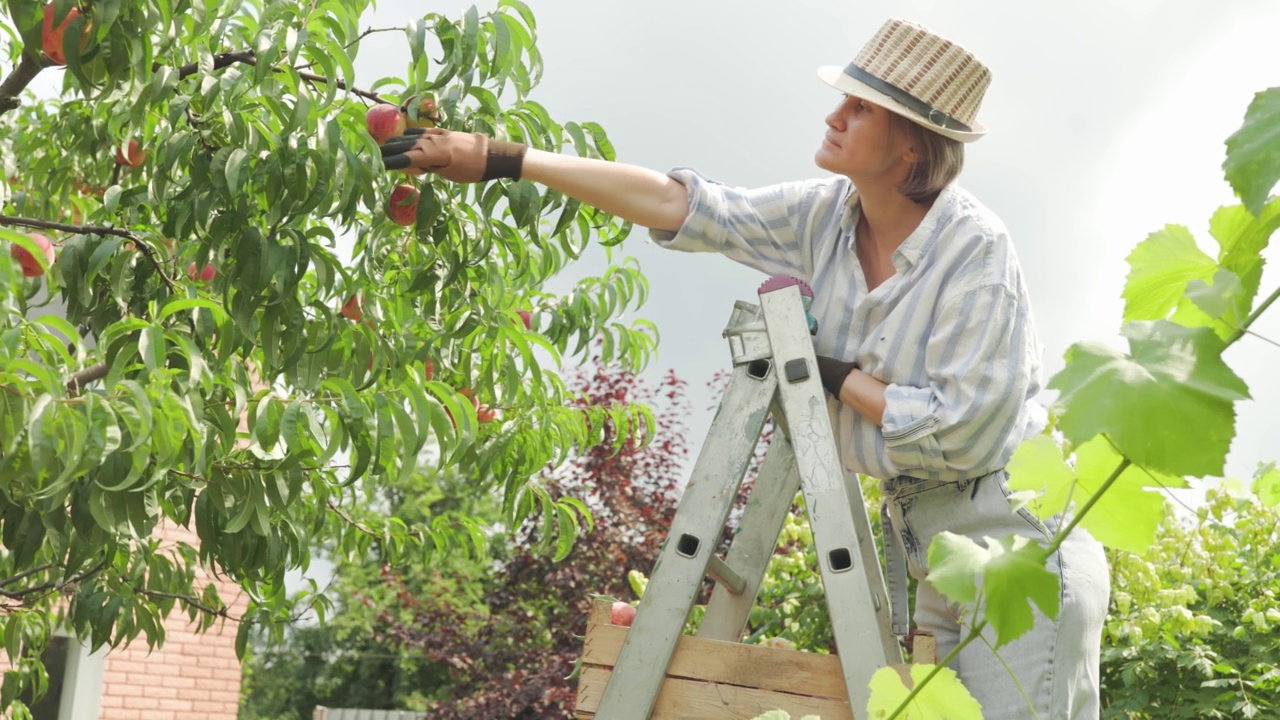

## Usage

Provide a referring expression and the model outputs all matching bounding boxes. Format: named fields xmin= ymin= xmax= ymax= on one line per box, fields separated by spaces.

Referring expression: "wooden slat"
xmin=576 ymin=666 xmax=853 ymax=720
xmin=582 ymin=621 xmax=849 ymax=701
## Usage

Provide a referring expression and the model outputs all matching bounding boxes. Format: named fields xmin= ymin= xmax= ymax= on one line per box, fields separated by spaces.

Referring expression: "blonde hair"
xmin=894 ymin=116 xmax=965 ymax=203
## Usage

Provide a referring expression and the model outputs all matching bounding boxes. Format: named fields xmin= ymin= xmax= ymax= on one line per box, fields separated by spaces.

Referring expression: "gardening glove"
xmin=815 ymin=355 xmax=858 ymax=398
xmin=379 ymin=127 xmax=527 ymax=183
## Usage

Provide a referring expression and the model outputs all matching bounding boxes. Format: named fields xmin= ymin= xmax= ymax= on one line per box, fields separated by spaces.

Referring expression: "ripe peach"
xmin=399 ymin=95 xmax=440 ymax=129
xmin=365 ymin=103 xmax=406 ymax=145
xmin=187 ymin=263 xmax=215 ymax=283
xmin=41 ymin=2 xmax=89 ymax=66
xmin=387 ymin=185 xmax=419 ymax=227
xmin=10 ymin=233 xmax=55 ymax=277
xmin=611 ymin=602 xmax=636 ymax=627
xmin=517 ymin=310 xmax=532 ymax=330
xmin=341 ymin=295 xmax=363 ymax=322
xmin=116 ymin=139 xmax=145 ymax=167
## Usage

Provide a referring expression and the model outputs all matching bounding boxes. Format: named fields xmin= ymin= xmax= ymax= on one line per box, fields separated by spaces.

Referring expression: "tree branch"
xmin=66 ymin=363 xmax=108 ymax=396
xmin=0 ymin=53 xmax=46 ymax=117
xmin=164 ymin=49 xmax=388 ymax=103
xmin=0 ymin=558 xmax=109 ymax=603
xmin=0 ymin=563 xmax=56 ymax=589
xmin=0 ymin=214 xmax=176 ymax=292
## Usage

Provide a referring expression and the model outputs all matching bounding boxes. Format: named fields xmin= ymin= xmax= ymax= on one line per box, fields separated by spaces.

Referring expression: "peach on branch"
xmin=340 ymin=295 xmax=364 ymax=322
xmin=41 ymin=2 xmax=90 ymax=66
xmin=387 ymin=184 xmax=420 ymax=227
xmin=10 ymin=233 xmax=55 ymax=277
xmin=186 ymin=263 xmax=216 ymax=283
xmin=365 ymin=103 xmax=406 ymax=145
xmin=399 ymin=94 xmax=441 ymax=129
xmin=116 ymin=139 xmax=145 ymax=167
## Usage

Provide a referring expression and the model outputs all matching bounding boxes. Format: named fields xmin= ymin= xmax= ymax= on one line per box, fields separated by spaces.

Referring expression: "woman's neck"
xmin=855 ymin=184 xmax=931 ymax=256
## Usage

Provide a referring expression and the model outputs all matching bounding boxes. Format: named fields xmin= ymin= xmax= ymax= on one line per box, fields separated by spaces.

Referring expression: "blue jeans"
xmin=880 ymin=470 xmax=1109 ymax=720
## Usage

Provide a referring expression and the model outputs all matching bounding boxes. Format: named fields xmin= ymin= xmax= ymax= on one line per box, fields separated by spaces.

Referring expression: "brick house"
xmin=17 ymin=523 xmax=248 ymax=720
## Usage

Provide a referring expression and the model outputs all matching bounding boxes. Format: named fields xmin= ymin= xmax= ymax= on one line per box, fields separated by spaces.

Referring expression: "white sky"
xmin=349 ymin=0 xmax=1276 ymax=483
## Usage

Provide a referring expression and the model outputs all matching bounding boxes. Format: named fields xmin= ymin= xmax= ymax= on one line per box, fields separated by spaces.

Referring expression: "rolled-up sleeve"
xmin=879 ymin=282 xmax=1033 ymax=477
xmin=649 ymin=168 xmax=834 ymax=280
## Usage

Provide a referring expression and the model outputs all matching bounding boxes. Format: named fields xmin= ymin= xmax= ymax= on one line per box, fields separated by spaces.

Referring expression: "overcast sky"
xmin=346 ymin=0 xmax=1280 ymax=483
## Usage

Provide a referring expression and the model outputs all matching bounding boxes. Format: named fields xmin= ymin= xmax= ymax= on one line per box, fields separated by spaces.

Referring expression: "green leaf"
xmin=1122 ymin=225 xmax=1216 ymax=322
xmin=866 ymin=663 xmax=983 ymax=720
xmin=982 ymin=535 xmax=1060 ymax=648
xmin=1223 ymin=87 xmax=1280 ymax=216
xmin=1070 ymin=438 xmax=1168 ymax=555
xmin=1254 ymin=462 xmax=1280 ymax=507
xmin=925 ymin=531 xmax=985 ymax=605
xmin=927 ymin=532 xmax=1059 ymax=647
xmin=1049 ymin=320 xmax=1250 ymax=477
xmin=1007 ymin=436 xmax=1177 ymax=555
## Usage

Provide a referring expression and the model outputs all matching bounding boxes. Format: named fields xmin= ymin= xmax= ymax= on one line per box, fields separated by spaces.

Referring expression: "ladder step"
xmin=705 ymin=556 xmax=746 ymax=595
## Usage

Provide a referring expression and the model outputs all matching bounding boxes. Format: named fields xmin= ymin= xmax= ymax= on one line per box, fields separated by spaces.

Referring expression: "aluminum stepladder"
xmin=595 ymin=276 xmax=902 ymax=720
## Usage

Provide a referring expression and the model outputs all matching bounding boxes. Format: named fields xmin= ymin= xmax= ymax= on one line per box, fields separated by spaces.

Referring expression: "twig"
xmin=327 ymin=500 xmax=382 ymax=540
xmin=0 ymin=564 xmax=56 ymax=589
xmin=136 ymin=588 xmax=240 ymax=622
xmin=295 ymin=26 xmax=401 ymax=71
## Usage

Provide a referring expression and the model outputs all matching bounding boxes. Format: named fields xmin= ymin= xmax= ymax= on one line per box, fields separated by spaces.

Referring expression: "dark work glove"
xmin=379 ymin=127 xmax=527 ymax=182
xmin=815 ymin=355 xmax=858 ymax=397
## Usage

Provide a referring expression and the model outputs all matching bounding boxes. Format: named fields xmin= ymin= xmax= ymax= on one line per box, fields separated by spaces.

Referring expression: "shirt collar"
xmin=893 ymin=183 xmax=957 ymax=269
xmin=840 ymin=183 xmax=959 ymax=269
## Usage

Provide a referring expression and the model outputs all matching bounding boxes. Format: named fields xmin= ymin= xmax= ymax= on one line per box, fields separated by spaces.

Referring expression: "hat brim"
xmin=817 ymin=65 xmax=986 ymax=143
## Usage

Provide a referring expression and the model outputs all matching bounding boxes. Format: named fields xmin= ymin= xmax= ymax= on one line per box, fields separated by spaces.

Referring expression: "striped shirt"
xmin=650 ymin=168 xmax=1047 ymax=482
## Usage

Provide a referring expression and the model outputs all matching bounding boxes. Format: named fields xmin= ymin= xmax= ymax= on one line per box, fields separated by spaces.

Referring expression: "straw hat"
xmin=818 ymin=18 xmax=991 ymax=143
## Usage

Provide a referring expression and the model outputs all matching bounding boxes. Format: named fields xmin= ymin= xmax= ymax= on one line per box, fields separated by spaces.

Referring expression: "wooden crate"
xmin=575 ymin=598 xmax=861 ymax=720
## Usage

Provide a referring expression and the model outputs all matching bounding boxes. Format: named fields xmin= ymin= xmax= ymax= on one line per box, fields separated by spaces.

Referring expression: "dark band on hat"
xmin=842 ymin=62 xmax=972 ymax=133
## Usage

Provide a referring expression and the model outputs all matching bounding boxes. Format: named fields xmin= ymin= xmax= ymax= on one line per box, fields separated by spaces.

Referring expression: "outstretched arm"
xmin=380 ymin=127 xmax=689 ymax=233
xmin=521 ymin=149 xmax=689 ymax=233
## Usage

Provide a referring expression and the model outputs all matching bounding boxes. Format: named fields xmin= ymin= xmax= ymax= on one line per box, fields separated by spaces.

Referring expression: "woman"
xmin=380 ymin=17 xmax=1109 ymax=719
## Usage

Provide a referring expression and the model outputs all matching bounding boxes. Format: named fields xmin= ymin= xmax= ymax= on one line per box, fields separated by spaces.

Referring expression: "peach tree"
xmin=0 ymin=0 xmax=655 ymax=711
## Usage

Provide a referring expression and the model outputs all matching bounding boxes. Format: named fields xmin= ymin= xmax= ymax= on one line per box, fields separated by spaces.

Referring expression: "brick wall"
xmin=95 ymin=523 xmax=249 ymax=720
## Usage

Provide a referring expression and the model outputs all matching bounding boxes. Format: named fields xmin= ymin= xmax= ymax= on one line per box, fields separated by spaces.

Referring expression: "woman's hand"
xmin=379 ymin=127 xmax=527 ymax=182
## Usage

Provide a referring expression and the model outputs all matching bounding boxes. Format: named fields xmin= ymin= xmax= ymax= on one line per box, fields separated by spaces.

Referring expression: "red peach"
xmin=41 ymin=2 xmax=89 ymax=66
xmin=186 ymin=263 xmax=216 ymax=283
xmin=116 ymin=139 xmax=145 ymax=167
xmin=10 ymin=233 xmax=55 ymax=277
xmin=387 ymin=184 xmax=420 ymax=227
xmin=611 ymin=602 xmax=637 ymax=627
xmin=341 ymin=295 xmax=363 ymax=322
xmin=365 ymin=103 xmax=407 ymax=145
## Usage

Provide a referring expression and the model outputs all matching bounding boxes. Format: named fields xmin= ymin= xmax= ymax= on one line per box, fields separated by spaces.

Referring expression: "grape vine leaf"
xmin=1007 ymin=436 xmax=1180 ymax=555
xmin=1173 ymin=268 xmax=1245 ymax=339
xmin=1122 ymin=224 xmax=1216 ymax=322
xmin=867 ymin=664 xmax=983 ymax=720
xmin=1223 ymin=87 xmax=1280 ymax=217
xmin=928 ymin=532 xmax=1060 ymax=647
xmin=1255 ymin=461 xmax=1280 ymax=508
xmin=1049 ymin=320 xmax=1250 ymax=477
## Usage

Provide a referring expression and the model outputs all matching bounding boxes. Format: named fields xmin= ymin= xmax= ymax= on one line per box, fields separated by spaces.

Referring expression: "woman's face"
xmin=815 ymin=95 xmax=917 ymax=184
